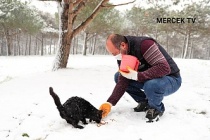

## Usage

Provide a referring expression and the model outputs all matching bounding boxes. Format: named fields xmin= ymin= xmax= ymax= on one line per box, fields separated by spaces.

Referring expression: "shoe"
xmin=134 ymin=101 xmax=149 ymax=112
xmin=146 ymin=108 xmax=164 ymax=122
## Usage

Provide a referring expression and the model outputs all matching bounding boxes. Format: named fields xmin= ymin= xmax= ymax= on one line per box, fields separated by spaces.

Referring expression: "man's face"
xmin=106 ymin=40 xmax=120 ymax=56
xmin=106 ymin=40 xmax=127 ymax=56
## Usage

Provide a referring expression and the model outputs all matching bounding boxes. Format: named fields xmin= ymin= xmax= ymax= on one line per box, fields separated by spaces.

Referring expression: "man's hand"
xmin=99 ymin=102 xmax=112 ymax=118
xmin=119 ymin=66 xmax=138 ymax=80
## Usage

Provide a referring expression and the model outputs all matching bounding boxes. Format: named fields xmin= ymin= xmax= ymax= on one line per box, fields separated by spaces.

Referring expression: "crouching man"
xmin=99 ymin=34 xmax=182 ymax=122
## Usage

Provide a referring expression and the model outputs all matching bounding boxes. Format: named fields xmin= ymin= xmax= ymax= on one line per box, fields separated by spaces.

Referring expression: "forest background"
xmin=1 ymin=0 xmax=210 ymax=60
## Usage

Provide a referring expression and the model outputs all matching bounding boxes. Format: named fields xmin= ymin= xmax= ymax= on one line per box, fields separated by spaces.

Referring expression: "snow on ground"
xmin=0 ymin=55 xmax=210 ymax=140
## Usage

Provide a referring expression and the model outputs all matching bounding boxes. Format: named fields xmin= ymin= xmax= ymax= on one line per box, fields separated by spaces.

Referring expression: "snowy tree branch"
xmin=38 ymin=0 xmax=60 ymax=2
xmin=102 ymin=0 xmax=136 ymax=8
xmin=73 ymin=1 xmax=85 ymax=15
xmin=72 ymin=0 xmax=109 ymax=37
xmin=72 ymin=2 xmax=86 ymax=26
xmin=73 ymin=0 xmax=85 ymax=7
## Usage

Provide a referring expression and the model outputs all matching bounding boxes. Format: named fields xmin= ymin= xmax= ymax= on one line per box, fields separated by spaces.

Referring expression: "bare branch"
xmin=72 ymin=2 xmax=86 ymax=25
xmin=68 ymin=0 xmax=74 ymax=34
xmin=73 ymin=0 xmax=83 ymax=6
xmin=38 ymin=0 xmax=60 ymax=2
xmin=72 ymin=0 xmax=136 ymax=36
xmin=102 ymin=0 xmax=136 ymax=8
xmin=36 ymin=37 xmax=42 ymax=42
xmin=72 ymin=0 xmax=109 ymax=37
xmin=87 ymin=33 xmax=97 ymax=41
xmin=73 ymin=1 xmax=85 ymax=15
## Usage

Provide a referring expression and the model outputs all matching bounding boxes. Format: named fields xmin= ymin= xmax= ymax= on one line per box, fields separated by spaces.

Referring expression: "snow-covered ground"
xmin=0 ymin=55 xmax=210 ymax=140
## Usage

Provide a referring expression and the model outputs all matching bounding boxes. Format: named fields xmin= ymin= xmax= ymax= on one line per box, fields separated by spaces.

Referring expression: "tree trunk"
xmin=53 ymin=39 xmax=56 ymax=54
xmin=41 ymin=33 xmax=44 ymax=56
xmin=28 ymin=35 xmax=31 ymax=55
xmin=17 ymin=32 xmax=21 ymax=56
xmin=183 ymin=32 xmax=190 ymax=59
xmin=52 ymin=0 xmax=110 ymax=70
xmin=166 ymin=31 xmax=169 ymax=52
xmin=35 ymin=36 xmax=38 ymax=55
xmin=53 ymin=2 xmax=72 ymax=70
xmin=75 ymin=37 xmax=78 ymax=54
xmin=181 ymin=35 xmax=186 ymax=58
xmin=4 ymin=30 xmax=12 ymax=56
xmin=172 ymin=48 xmax=175 ymax=58
xmin=208 ymin=46 xmax=210 ymax=60
xmin=89 ymin=37 xmax=92 ymax=54
xmin=24 ymin=35 xmax=28 ymax=56
xmin=49 ymin=34 xmax=52 ymax=55
xmin=72 ymin=37 xmax=76 ymax=55
xmin=155 ymin=25 xmax=158 ymax=40
xmin=92 ymin=34 xmax=97 ymax=55
xmin=12 ymin=38 xmax=15 ymax=56
xmin=82 ymin=32 xmax=88 ymax=56
xmin=0 ymin=40 xmax=2 ymax=56
xmin=0 ymin=34 xmax=3 ymax=55
xmin=189 ymin=40 xmax=193 ymax=59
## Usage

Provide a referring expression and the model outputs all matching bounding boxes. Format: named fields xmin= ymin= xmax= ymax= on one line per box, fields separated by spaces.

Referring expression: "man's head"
xmin=106 ymin=34 xmax=128 ymax=57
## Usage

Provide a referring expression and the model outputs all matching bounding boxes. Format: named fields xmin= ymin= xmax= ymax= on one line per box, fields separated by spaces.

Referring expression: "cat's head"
xmin=91 ymin=110 xmax=103 ymax=123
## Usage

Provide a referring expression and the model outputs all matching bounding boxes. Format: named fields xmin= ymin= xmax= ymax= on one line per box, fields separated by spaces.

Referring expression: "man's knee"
xmin=114 ymin=72 xmax=119 ymax=83
xmin=143 ymin=79 xmax=164 ymax=95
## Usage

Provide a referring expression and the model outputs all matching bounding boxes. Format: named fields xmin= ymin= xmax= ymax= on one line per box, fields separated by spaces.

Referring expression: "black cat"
xmin=49 ymin=87 xmax=102 ymax=129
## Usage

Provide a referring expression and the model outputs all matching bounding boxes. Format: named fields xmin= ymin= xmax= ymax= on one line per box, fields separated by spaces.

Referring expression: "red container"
xmin=120 ymin=55 xmax=140 ymax=72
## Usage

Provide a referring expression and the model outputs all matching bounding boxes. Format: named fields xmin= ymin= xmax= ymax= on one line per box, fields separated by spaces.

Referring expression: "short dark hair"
xmin=107 ymin=34 xmax=127 ymax=49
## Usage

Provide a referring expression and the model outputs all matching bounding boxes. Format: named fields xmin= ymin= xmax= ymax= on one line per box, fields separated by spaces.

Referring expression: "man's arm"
xmin=137 ymin=40 xmax=171 ymax=82
xmin=107 ymin=74 xmax=129 ymax=106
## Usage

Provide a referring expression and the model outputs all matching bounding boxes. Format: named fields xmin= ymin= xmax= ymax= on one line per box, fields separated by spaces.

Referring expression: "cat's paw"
xmin=75 ymin=125 xmax=84 ymax=129
xmin=82 ymin=122 xmax=88 ymax=125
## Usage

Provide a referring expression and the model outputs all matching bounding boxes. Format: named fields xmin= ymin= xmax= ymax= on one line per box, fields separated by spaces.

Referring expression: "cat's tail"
xmin=49 ymin=87 xmax=66 ymax=118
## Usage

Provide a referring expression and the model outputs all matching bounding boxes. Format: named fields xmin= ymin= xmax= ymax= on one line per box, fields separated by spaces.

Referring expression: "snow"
xmin=20 ymin=0 xmax=58 ymax=15
xmin=0 ymin=10 xmax=5 ymax=17
xmin=0 ymin=55 xmax=210 ymax=140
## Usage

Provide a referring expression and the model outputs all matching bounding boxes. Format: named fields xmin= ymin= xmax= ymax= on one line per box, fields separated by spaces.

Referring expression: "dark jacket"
xmin=107 ymin=36 xmax=180 ymax=106
xmin=117 ymin=36 xmax=180 ymax=77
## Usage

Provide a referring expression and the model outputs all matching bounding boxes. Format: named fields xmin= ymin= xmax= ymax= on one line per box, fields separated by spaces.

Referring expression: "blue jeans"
xmin=114 ymin=72 xmax=182 ymax=112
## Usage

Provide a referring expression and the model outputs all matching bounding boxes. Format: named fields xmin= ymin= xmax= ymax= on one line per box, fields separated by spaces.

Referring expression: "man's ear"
xmin=120 ymin=42 xmax=127 ymax=50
